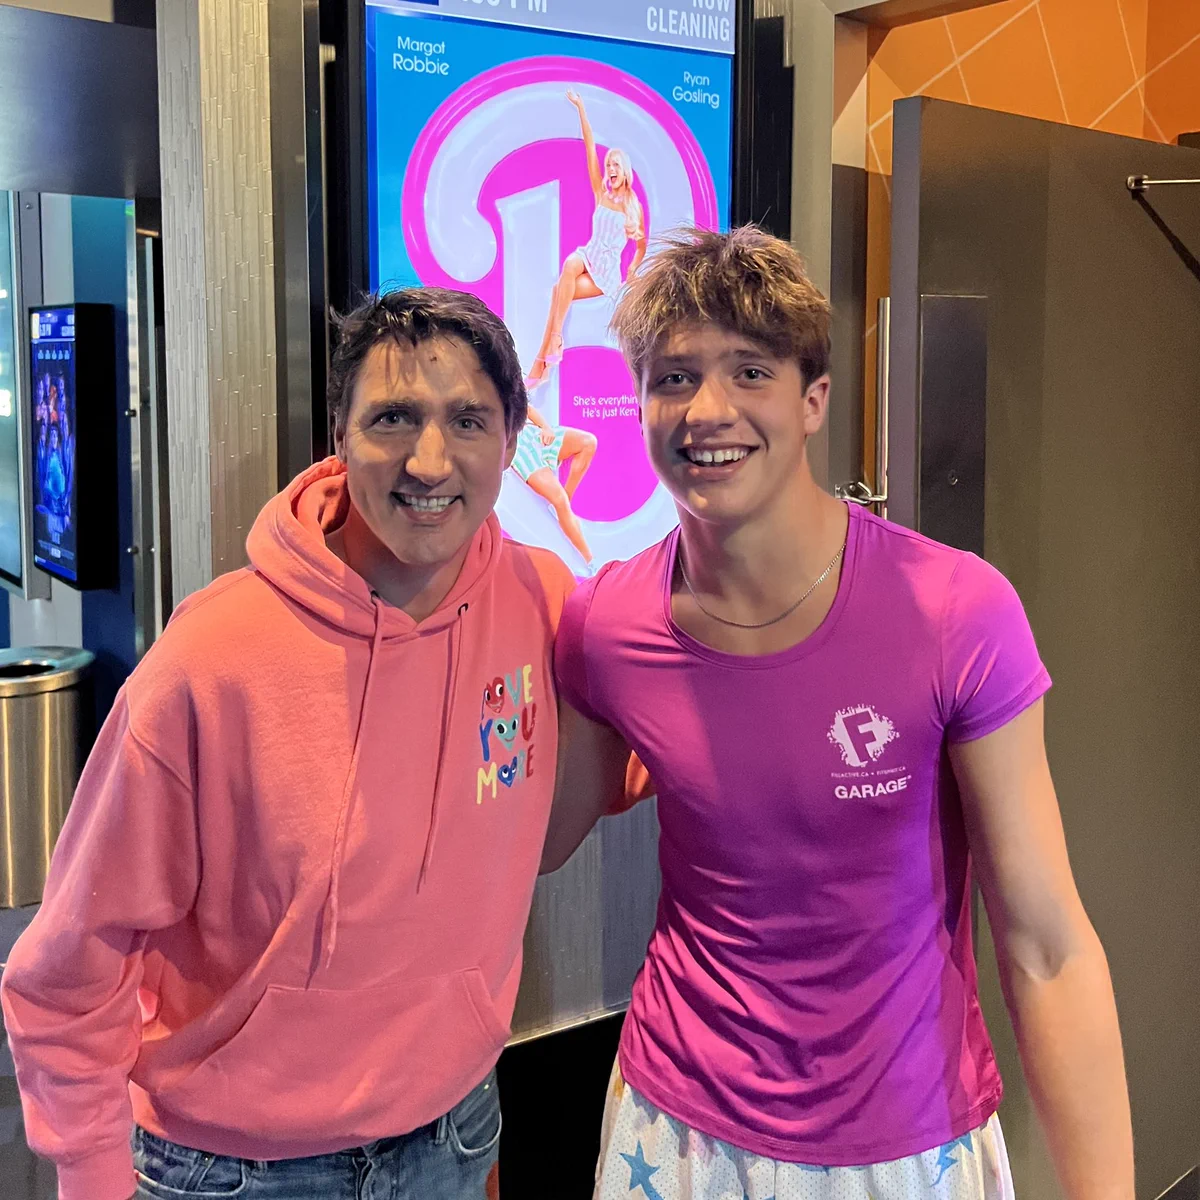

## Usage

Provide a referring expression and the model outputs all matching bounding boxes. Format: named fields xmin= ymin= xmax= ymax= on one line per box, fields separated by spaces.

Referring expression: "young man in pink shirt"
xmin=547 ymin=227 xmax=1135 ymax=1199
xmin=3 ymin=289 xmax=575 ymax=1199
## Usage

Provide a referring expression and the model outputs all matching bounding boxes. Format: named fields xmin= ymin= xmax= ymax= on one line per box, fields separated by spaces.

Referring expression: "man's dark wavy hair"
xmin=328 ymin=287 xmax=528 ymax=435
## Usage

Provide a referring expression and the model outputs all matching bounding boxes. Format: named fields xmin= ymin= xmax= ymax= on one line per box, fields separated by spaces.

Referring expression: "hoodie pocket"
xmin=154 ymin=968 xmax=510 ymax=1144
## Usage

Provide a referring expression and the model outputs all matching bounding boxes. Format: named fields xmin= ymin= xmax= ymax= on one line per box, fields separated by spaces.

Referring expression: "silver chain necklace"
xmin=678 ymin=540 xmax=846 ymax=631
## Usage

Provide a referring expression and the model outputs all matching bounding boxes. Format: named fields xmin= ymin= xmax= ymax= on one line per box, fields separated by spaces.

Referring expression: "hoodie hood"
xmin=246 ymin=456 xmax=503 ymax=639
xmin=246 ymin=457 xmax=506 ymax=966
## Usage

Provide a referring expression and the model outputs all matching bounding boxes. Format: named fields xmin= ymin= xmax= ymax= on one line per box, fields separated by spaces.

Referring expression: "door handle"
xmin=836 ymin=298 xmax=890 ymax=516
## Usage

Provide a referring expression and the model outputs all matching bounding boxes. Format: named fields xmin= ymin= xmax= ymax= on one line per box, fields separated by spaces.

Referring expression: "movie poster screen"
xmin=30 ymin=308 xmax=78 ymax=583
xmin=367 ymin=1 xmax=734 ymax=574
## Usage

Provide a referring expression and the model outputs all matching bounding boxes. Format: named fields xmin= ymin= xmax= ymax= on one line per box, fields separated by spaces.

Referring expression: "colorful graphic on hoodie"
xmin=477 ymin=665 xmax=539 ymax=804
xmin=0 ymin=458 xmax=575 ymax=1200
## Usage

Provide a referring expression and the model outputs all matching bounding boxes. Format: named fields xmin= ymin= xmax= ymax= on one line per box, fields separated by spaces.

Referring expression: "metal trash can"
xmin=0 ymin=647 xmax=95 ymax=908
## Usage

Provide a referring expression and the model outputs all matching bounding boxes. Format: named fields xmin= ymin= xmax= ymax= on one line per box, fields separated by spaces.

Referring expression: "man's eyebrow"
xmin=651 ymin=345 xmax=775 ymax=368
xmin=357 ymin=396 xmax=500 ymax=421
xmin=649 ymin=355 xmax=697 ymax=368
xmin=358 ymin=394 xmax=421 ymax=409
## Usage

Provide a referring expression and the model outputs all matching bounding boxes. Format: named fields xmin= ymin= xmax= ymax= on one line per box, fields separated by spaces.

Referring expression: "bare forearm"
xmin=543 ymin=704 xmax=627 ymax=873
xmin=542 ymin=759 xmax=601 ymax=874
xmin=1004 ymin=932 xmax=1134 ymax=1200
xmin=540 ymin=799 xmax=597 ymax=874
xmin=579 ymin=112 xmax=597 ymax=159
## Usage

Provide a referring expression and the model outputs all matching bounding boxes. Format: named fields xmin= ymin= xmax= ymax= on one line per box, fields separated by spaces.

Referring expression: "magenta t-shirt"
xmin=555 ymin=504 xmax=1051 ymax=1166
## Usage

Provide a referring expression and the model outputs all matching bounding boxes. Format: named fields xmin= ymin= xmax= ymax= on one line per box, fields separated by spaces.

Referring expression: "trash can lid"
xmin=0 ymin=647 xmax=96 ymax=698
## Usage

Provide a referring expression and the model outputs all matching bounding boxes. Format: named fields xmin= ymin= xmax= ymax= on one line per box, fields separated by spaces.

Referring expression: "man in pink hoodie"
xmin=2 ymin=288 xmax=576 ymax=1199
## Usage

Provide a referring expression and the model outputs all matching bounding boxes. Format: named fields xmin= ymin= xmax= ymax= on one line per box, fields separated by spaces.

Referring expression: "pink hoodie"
xmin=1 ymin=459 xmax=575 ymax=1200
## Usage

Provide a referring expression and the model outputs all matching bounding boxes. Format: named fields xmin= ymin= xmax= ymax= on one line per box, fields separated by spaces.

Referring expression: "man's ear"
xmin=802 ymin=374 xmax=831 ymax=437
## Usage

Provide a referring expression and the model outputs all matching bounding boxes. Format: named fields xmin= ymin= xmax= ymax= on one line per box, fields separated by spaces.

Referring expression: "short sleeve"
xmin=941 ymin=553 xmax=1051 ymax=743
xmin=554 ymin=573 xmax=605 ymax=723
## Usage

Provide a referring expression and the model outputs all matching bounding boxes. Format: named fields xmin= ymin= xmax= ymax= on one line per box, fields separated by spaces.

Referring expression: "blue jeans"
xmin=132 ymin=1070 xmax=501 ymax=1199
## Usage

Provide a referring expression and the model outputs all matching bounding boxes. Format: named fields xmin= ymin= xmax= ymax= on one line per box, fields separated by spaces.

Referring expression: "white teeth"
xmin=686 ymin=448 xmax=749 ymax=465
xmin=400 ymin=495 xmax=454 ymax=512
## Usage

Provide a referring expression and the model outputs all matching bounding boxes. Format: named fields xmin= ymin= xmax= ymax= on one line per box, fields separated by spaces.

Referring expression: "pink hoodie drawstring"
xmin=418 ymin=603 xmax=468 ymax=891
xmin=316 ymin=595 xmax=387 ymax=973
xmin=316 ymin=594 xmax=470 ymax=966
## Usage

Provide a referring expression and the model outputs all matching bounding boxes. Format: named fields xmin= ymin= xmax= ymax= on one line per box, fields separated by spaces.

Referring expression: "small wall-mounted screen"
xmin=28 ymin=303 xmax=115 ymax=591
xmin=30 ymin=307 xmax=78 ymax=583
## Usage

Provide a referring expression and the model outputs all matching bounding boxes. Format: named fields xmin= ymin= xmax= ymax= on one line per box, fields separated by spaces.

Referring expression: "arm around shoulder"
xmin=545 ymin=565 xmax=654 ymax=872
xmin=542 ymin=701 xmax=647 ymax=873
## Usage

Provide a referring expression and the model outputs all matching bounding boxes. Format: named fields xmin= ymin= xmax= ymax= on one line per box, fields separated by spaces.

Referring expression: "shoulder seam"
xmin=168 ymin=568 xmax=260 ymax=627
xmin=862 ymin=509 xmax=973 ymax=554
xmin=579 ymin=568 xmax=613 ymax=715
xmin=938 ymin=554 xmax=968 ymax=725
xmin=125 ymin=715 xmax=194 ymax=796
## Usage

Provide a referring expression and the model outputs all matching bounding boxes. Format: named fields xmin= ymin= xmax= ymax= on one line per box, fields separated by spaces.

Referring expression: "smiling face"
xmin=335 ymin=337 xmax=517 ymax=572
xmin=605 ymin=149 xmax=630 ymax=191
xmin=640 ymin=321 xmax=829 ymax=528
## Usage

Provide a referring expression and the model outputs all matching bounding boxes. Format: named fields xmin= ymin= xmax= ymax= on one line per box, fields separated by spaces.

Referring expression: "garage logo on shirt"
xmin=476 ymin=664 xmax=537 ymax=805
xmin=828 ymin=705 xmax=912 ymax=800
xmin=828 ymin=705 xmax=898 ymax=768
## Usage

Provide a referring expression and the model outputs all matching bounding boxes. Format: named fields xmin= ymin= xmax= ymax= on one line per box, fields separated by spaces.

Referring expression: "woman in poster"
xmin=510 ymin=407 xmax=597 ymax=567
xmin=59 ymin=395 xmax=74 ymax=503
xmin=41 ymin=424 xmax=69 ymax=540
xmin=524 ymin=89 xmax=648 ymax=390
xmin=35 ymin=376 xmax=50 ymax=489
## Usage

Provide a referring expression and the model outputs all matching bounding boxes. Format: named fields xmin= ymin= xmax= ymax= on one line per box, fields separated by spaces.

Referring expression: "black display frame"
xmin=27 ymin=302 xmax=118 ymax=590
xmin=732 ymin=0 xmax=796 ymax=240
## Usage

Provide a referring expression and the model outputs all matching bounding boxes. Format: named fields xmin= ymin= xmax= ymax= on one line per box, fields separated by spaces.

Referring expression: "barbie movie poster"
xmin=367 ymin=0 xmax=734 ymax=574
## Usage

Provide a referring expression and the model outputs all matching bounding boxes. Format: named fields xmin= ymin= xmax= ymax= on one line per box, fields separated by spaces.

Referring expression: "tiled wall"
xmin=850 ymin=0 xmax=1200 ymax=476
xmin=869 ymin=0 xmax=1200 ymax=175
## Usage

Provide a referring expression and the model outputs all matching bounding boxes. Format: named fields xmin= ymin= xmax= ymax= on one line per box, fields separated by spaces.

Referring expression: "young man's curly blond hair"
xmin=611 ymin=225 xmax=832 ymax=390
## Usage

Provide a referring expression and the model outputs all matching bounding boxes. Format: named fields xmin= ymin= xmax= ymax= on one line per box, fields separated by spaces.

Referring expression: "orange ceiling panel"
xmin=1039 ymin=0 xmax=1143 ymax=125
xmin=958 ymin=5 xmax=1069 ymax=123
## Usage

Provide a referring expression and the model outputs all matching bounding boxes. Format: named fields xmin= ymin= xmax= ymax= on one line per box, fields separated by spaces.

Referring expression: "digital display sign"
xmin=367 ymin=0 xmax=734 ymax=574
xmin=30 ymin=307 xmax=78 ymax=583
xmin=27 ymin=303 xmax=116 ymax=591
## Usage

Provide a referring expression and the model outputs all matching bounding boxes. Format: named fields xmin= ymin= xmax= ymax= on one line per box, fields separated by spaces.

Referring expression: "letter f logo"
xmin=829 ymin=705 xmax=897 ymax=768
xmin=844 ymin=709 xmax=880 ymax=767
